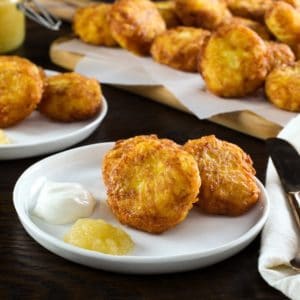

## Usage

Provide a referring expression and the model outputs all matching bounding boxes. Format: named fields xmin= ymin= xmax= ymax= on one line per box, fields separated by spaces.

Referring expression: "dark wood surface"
xmin=0 ymin=20 xmax=287 ymax=300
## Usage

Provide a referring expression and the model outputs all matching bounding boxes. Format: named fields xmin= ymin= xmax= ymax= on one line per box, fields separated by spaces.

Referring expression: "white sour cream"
xmin=32 ymin=180 xmax=96 ymax=225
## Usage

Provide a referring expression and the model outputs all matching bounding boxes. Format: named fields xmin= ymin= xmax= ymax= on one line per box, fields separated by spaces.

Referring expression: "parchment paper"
xmin=56 ymin=39 xmax=299 ymax=126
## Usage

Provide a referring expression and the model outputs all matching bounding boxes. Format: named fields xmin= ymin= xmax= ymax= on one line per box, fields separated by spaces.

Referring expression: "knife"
xmin=266 ymin=138 xmax=300 ymax=228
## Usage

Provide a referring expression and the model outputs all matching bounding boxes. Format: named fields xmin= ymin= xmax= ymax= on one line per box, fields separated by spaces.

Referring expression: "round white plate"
xmin=13 ymin=142 xmax=270 ymax=274
xmin=0 ymin=70 xmax=107 ymax=160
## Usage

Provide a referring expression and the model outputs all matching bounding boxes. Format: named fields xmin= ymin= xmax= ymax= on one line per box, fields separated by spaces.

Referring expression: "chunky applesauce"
xmin=64 ymin=218 xmax=134 ymax=255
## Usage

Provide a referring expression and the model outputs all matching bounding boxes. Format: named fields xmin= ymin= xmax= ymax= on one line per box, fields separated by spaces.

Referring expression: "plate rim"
xmin=0 ymin=96 xmax=107 ymax=149
xmin=13 ymin=142 xmax=270 ymax=265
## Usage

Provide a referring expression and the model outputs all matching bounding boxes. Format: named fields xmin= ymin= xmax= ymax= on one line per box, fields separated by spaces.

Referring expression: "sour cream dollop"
xmin=32 ymin=180 xmax=96 ymax=224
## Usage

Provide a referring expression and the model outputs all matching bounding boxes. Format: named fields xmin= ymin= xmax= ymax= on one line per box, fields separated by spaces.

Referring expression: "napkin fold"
xmin=259 ymin=115 xmax=300 ymax=300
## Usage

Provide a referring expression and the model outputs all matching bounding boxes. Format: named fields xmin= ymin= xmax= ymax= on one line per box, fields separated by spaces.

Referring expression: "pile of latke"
xmin=0 ymin=56 xmax=102 ymax=128
xmin=102 ymin=134 xmax=260 ymax=234
xmin=73 ymin=0 xmax=300 ymax=112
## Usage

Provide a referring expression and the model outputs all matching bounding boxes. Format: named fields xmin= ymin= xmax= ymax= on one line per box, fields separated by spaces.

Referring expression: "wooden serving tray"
xmin=39 ymin=0 xmax=93 ymax=20
xmin=50 ymin=37 xmax=282 ymax=140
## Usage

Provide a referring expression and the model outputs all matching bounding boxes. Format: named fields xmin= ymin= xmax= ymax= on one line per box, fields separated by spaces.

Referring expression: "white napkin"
xmin=259 ymin=115 xmax=300 ymax=300
xmin=56 ymin=39 xmax=298 ymax=127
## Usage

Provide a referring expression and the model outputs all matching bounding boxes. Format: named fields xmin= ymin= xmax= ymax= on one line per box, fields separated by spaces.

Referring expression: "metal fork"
xmin=18 ymin=0 xmax=62 ymax=31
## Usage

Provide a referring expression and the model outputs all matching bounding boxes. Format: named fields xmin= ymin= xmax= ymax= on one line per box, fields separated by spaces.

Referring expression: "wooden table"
xmin=0 ymin=20 xmax=287 ymax=299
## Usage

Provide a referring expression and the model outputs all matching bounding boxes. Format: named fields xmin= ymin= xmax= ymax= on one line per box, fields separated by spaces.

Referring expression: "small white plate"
xmin=0 ymin=70 xmax=107 ymax=160
xmin=13 ymin=143 xmax=270 ymax=274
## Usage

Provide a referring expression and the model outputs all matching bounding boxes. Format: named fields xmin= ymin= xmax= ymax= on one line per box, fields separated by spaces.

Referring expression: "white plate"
xmin=13 ymin=143 xmax=270 ymax=274
xmin=0 ymin=70 xmax=107 ymax=160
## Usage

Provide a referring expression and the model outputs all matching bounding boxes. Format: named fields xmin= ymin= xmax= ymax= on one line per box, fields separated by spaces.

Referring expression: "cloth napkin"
xmin=259 ymin=115 xmax=300 ymax=300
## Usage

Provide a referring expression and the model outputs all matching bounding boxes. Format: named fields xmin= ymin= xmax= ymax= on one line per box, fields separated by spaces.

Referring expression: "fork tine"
xmin=18 ymin=0 xmax=62 ymax=31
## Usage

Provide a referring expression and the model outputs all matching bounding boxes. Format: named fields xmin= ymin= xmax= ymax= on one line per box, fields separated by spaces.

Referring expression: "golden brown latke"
xmin=155 ymin=1 xmax=181 ymax=28
xmin=175 ymin=0 xmax=228 ymax=30
xmin=221 ymin=16 xmax=271 ymax=40
xmin=73 ymin=3 xmax=117 ymax=46
xmin=38 ymin=67 xmax=47 ymax=92
xmin=292 ymin=43 xmax=300 ymax=60
xmin=227 ymin=0 xmax=273 ymax=21
xmin=39 ymin=72 xmax=102 ymax=122
xmin=103 ymin=135 xmax=201 ymax=233
xmin=265 ymin=1 xmax=300 ymax=46
xmin=265 ymin=61 xmax=300 ymax=111
xmin=183 ymin=135 xmax=260 ymax=216
xmin=103 ymin=135 xmax=160 ymax=188
xmin=278 ymin=0 xmax=300 ymax=8
xmin=266 ymin=41 xmax=295 ymax=72
xmin=108 ymin=0 xmax=166 ymax=56
xmin=150 ymin=26 xmax=211 ymax=72
xmin=199 ymin=24 xmax=269 ymax=97
xmin=0 ymin=56 xmax=43 ymax=128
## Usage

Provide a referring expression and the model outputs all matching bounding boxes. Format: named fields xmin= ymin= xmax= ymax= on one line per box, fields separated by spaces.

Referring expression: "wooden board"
xmin=38 ymin=0 xmax=93 ymax=21
xmin=50 ymin=37 xmax=282 ymax=140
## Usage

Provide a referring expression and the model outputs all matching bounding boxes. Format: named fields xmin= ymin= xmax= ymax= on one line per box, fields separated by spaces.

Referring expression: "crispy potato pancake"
xmin=292 ymin=43 xmax=300 ymax=60
xmin=221 ymin=16 xmax=271 ymax=40
xmin=265 ymin=1 xmax=300 ymax=46
xmin=183 ymin=135 xmax=259 ymax=216
xmin=38 ymin=67 xmax=47 ymax=88
xmin=150 ymin=26 xmax=210 ymax=72
xmin=103 ymin=135 xmax=160 ymax=187
xmin=199 ymin=24 xmax=268 ymax=97
xmin=266 ymin=41 xmax=295 ymax=72
xmin=0 ymin=56 xmax=43 ymax=128
xmin=73 ymin=3 xmax=117 ymax=46
xmin=278 ymin=0 xmax=300 ymax=8
xmin=175 ymin=0 xmax=228 ymax=30
xmin=155 ymin=1 xmax=181 ymax=28
xmin=227 ymin=0 xmax=273 ymax=21
xmin=108 ymin=0 xmax=166 ymax=56
xmin=103 ymin=135 xmax=201 ymax=233
xmin=265 ymin=61 xmax=300 ymax=111
xmin=39 ymin=72 xmax=102 ymax=122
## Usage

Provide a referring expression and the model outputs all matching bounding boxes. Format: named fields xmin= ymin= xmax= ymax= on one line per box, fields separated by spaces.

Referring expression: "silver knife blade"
xmin=266 ymin=138 xmax=300 ymax=193
xmin=267 ymin=138 xmax=300 ymax=271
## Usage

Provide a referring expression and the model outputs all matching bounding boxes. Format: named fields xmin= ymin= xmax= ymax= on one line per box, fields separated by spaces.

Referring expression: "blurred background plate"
xmin=0 ymin=70 xmax=107 ymax=160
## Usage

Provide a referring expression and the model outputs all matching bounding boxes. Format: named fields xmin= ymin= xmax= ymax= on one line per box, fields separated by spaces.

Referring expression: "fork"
xmin=18 ymin=0 xmax=62 ymax=31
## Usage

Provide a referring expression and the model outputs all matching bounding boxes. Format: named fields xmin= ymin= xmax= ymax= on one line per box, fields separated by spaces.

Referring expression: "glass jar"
xmin=0 ymin=0 xmax=25 ymax=53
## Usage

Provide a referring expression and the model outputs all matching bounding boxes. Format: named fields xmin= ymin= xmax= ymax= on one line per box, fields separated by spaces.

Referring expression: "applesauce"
xmin=64 ymin=219 xmax=134 ymax=255
xmin=0 ymin=0 xmax=25 ymax=53
xmin=0 ymin=129 xmax=10 ymax=144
